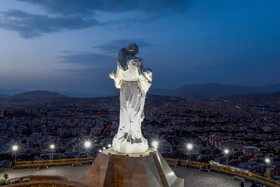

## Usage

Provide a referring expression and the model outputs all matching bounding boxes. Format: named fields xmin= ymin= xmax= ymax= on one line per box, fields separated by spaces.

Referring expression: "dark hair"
xmin=126 ymin=43 xmax=139 ymax=56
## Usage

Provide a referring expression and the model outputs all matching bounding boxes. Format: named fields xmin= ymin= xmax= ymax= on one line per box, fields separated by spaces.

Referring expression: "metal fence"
xmin=165 ymin=158 xmax=280 ymax=187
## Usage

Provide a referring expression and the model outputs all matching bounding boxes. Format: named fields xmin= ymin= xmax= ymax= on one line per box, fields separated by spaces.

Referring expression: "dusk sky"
xmin=0 ymin=0 xmax=280 ymax=96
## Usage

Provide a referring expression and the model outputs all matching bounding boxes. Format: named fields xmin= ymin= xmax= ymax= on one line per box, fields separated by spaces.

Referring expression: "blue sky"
xmin=0 ymin=0 xmax=279 ymax=96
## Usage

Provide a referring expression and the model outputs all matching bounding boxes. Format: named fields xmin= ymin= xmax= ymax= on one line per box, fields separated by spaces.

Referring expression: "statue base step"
xmin=81 ymin=148 xmax=184 ymax=187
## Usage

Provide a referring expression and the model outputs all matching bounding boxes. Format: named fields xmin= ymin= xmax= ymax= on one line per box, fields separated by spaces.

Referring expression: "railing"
xmin=14 ymin=157 xmax=95 ymax=169
xmin=14 ymin=157 xmax=280 ymax=187
xmin=165 ymin=158 xmax=280 ymax=187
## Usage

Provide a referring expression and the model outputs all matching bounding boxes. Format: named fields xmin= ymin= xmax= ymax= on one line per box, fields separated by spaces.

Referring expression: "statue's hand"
xmin=143 ymin=69 xmax=152 ymax=82
xmin=109 ymin=70 xmax=116 ymax=79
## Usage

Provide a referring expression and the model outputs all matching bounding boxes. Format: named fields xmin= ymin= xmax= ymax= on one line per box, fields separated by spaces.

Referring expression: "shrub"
xmin=22 ymin=178 xmax=31 ymax=182
xmin=0 ymin=177 xmax=31 ymax=186
xmin=0 ymin=180 xmax=7 ymax=185
xmin=3 ymin=174 xmax=8 ymax=180
xmin=12 ymin=179 xmax=21 ymax=183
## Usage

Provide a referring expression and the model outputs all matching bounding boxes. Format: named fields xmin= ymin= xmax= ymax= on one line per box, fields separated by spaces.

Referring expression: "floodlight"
xmin=152 ymin=140 xmax=159 ymax=149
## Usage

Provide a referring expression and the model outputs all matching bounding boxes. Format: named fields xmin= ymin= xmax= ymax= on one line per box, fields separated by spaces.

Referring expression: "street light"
xmin=224 ymin=149 xmax=229 ymax=171
xmin=50 ymin=144 xmax=55 ymax=160
xmin=152 ymin=140 xmax=159 ymax=149
xmin=108 ymin=144 xmax=112 ymax=148
xmin=12 ymin=145 xmax=18 ymax=163
xmin=186 ymin=143 xmax=193 ymax=168
xmin=84 ymin=141 xmax=91 ymax=158
xmin=187 ymin=143 xmax=193 ymax=151
xmin=265 ymin=158 xmax=271 ymax=183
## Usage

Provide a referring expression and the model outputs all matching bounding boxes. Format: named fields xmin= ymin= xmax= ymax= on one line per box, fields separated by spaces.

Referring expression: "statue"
xmin=83 ymin=44 xmax=183 ymax=187
xmin=109 ymin=43 xmax=152 ymax=154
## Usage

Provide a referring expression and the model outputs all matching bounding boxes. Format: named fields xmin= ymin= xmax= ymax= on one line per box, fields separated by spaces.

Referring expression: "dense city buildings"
xmin=0 ymin=94 xmax=279 ymax=179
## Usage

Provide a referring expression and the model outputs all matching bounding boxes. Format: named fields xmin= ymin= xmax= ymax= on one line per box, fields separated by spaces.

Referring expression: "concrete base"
xmin=81 ymin=148 xmax=184 ymax=187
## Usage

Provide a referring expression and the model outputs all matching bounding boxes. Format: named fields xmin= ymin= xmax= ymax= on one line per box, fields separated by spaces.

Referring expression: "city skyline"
xmin=0 ymin=0 xmax=280 ymax=95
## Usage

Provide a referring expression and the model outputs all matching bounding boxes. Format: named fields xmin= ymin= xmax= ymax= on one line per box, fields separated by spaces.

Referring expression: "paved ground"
xmin=0 ymin=165 xmax=252 ymax=187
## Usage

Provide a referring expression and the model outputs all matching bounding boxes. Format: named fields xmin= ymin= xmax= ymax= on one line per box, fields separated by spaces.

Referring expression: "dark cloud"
xmin=17 ymin=0 xmax=191 ymax=16
xmin=58 ymin=52 xmax=114 ymax=66
xmin=95 ymin=38 xmax=153 ymax=54
xmin=0 ymin=10 xmax=98 ymax=38
xmin=0 ymin=1 xmax=191 ymax=38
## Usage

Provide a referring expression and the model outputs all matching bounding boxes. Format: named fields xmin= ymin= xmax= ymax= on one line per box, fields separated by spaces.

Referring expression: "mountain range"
xmin=150 ymin=83 xmax=280 ymax=99
xmin=0 ymin=89 xmax=279 ymax=106
xmin=0 ymin=90 xmax=183 ymax=105
xmin=1 ymin=83 xmax=280 ymax=102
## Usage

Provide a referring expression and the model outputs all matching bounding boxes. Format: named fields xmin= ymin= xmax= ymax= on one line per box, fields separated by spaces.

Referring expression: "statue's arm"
xmin=109 ymin=64 xmax=123 ymax=89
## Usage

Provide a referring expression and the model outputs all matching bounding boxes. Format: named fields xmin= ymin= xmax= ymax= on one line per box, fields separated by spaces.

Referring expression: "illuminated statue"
xmin=109 ymin=43 xmax=152 ymax=153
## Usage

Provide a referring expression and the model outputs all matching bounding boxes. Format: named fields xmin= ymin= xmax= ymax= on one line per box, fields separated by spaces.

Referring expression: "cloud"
xmin=95 ymin=38 xmax=153 ymax=54
xmin=58 ymin=52 xmax=115 ymax=66
xmin=17 ymin=0 xmax=191 ymax=16
xmin=58 ymin=38 xmax=151 ymax=70
xmin=0 ymin=1 xmax=191 ymax=38
xmin=0 ymin=10 xmax=98 ymax=38
xmin=53 ymin=67 xmax=110 ymax=73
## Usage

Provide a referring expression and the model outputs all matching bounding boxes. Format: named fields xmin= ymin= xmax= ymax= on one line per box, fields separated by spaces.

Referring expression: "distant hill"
xmin=0 ymin=89 xmax=279 ymax=106
xmin=4 ymin=91 xmax=68 ymax=103
xmin=0 ymin=90 xmax=183 ymax=105
xmin=1 ymin=82 xmax=280 ymax=102
xmin=0 ymin=94 xmax=9 ymax=99
xmin=219 ymin=92 xmax=280 ymax=105
xmin=150 ymin=83 xmax=280 ymax=99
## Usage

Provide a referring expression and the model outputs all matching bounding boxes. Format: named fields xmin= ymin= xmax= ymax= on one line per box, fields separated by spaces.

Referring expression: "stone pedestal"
xmin=81 ymin=148 xmax=184 ymax=187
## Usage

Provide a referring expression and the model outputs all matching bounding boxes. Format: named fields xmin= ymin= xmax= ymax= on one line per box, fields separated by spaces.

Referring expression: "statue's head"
xmin=126 ymin=43 xmax=139 ymax=56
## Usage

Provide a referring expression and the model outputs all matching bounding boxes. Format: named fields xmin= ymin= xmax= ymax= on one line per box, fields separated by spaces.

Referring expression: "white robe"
xmin=109 ymin=57 xmax=152 ymax=153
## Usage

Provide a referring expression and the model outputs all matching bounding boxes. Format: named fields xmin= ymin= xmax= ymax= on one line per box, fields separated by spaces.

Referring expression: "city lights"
xmin=265 ymin=158 xmax=270 ymax=164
